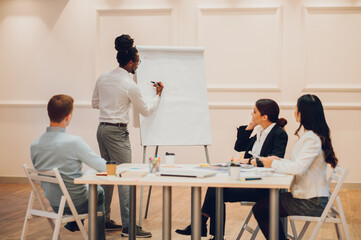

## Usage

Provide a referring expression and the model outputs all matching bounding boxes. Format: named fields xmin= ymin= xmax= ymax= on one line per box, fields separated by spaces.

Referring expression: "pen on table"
xmin=155 ymin=157 xmax=160 ymax=171
xmin=199 ymin=163 xmax=210 ymax=167
xmin=242 ymin=177 xmax=262 ymax=181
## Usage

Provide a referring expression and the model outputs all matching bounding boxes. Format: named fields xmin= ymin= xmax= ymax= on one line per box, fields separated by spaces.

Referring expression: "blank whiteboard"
xmin=136 ymin=46 xmax=212 ymax=146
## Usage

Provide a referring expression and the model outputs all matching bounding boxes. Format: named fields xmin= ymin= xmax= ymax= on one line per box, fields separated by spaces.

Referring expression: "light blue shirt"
xmin=30 ymin=127 xmax=106 ymax=207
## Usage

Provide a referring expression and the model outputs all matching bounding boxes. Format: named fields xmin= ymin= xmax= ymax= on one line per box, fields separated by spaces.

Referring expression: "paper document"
xmin=240 ymin=167 xmax=275 ymax=177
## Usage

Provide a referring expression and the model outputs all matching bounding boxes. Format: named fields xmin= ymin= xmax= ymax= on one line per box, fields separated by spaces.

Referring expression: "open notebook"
xmin=156 ymin=169 xmax=216 ymax=178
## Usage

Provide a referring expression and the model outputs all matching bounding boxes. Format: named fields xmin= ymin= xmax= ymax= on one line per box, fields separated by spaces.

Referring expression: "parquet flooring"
xmin=1 ymin=183 xmax=360 ymax=239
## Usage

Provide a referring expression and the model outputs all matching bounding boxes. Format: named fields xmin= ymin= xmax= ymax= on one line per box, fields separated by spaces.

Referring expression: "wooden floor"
xmin=1 ymin=183 xmax=361 ymax=240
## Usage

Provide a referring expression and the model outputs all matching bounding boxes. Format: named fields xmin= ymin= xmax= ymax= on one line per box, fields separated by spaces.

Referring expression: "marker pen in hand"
xmin=151 ymin=81 xmax=162 ymax=87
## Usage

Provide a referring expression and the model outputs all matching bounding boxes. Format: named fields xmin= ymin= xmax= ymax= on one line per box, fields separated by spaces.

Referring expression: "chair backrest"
xmin=320 ymin=166 xmax=349 ymax=221
xmin=23 ymin=164 xmax=80 ymax=217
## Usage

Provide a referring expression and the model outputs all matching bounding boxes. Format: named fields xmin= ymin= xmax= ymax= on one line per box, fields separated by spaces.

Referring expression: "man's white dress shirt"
xmin=92 ymin=67 xmax=160 ymax=124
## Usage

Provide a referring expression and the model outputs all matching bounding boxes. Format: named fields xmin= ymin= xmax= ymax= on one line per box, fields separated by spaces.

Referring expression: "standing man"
xmin=92 ymin=34 xmax=163 ymax=237
xmin=31 ymin=94 xmax=106 ymax=240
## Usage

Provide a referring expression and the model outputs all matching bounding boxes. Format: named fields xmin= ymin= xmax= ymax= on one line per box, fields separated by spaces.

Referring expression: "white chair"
xmin=21 ymin=164 xmax=100 ymax=240
xmin=235 ymin=201 xmax=260 ymax=240
xmin=288 ymin=166 xmax=350 ymax=240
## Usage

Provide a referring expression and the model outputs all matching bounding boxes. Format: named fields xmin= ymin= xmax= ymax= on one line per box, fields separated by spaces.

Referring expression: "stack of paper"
xmin=121 ymin=171 xmax=148 ymax=178
xmin=240 ymin=167 xmax=275 ymax=177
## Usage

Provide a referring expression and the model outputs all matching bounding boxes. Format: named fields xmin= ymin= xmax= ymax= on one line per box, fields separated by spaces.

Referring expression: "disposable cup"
xmin=106 ymin=161 xmax=117 ymax=176
xmin=229 ymin=166 xmax=240 ymax=180
xmin=165 ymin=155 xmax=175 ymax=165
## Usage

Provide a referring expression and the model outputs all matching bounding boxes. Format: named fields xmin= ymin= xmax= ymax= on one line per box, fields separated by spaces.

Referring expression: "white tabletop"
xmin=75 ymin=163 xmax=294 ymax=189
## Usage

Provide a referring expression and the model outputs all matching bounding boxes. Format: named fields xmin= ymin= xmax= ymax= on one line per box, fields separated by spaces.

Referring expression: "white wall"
xmin=1 ymin=0 xmax=360 ymax=182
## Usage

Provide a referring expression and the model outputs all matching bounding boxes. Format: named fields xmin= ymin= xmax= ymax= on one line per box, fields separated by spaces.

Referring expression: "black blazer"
xmin=234 ymin=125 xmax=288 ymax=159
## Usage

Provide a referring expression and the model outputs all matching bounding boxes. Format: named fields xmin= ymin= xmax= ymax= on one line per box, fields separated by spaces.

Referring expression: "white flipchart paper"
xmin=136 ymin=46 xmax=212 ymax=146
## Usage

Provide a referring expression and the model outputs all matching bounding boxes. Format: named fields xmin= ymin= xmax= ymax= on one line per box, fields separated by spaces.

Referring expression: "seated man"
xmin=31 ymin=94 xmax=107 ymax=240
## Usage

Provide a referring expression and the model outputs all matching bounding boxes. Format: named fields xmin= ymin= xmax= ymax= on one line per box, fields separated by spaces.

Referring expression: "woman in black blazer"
xmin=176 ymin=99 xmax=288 ymax=240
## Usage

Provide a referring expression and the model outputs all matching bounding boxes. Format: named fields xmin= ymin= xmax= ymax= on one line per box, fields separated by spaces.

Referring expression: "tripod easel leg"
xmin=204 ymin=145 xmax=210 ymax=164
xmin=138 ymin=146 xmax=147 ymax=226
xmin=144 ymin=146 xmax=159 ymax=219
xmin=141 ymin=145 xmax=210 ymax=222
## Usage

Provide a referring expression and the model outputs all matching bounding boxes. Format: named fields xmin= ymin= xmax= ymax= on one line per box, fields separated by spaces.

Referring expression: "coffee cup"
xmin=106 ymin=161 xmax=117 ymax=176
xmin=229 ymin=166 xmax=240 ymax=180
xmin=165 ymin=152 xmax=175 ymax=165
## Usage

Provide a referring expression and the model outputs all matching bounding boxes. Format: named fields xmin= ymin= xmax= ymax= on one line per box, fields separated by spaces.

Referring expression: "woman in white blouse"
xmin=253 ymin=94 xmax=338 ymax=239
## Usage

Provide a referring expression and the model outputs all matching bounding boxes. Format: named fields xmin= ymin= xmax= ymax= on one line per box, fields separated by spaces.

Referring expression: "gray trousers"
xmin=96 ymin=123 xmax=131 ymax=228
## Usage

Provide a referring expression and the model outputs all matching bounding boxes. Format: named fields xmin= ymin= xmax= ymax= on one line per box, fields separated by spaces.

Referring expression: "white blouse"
xmin=272 ymin=130 xmax=329 ymax=199
xmin=251 ymin=123 xmax=276 ymax=156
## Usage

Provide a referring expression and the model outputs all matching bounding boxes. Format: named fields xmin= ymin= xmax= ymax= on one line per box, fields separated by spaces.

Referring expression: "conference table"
xmin=74 ymin=164 xmax=294 ymax=240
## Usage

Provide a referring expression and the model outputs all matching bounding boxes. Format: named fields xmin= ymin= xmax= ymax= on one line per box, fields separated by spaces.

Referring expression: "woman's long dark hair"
xmin=295 ymin=94 xmax=338 ymax=168
xmin=114 ymin=34 xmax=138 ymax=66
xmin=256 ymin=99 xmax=287 ymax=128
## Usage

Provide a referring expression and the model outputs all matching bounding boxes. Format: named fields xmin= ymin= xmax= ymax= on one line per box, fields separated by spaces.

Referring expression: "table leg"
xmin=215 ymin=187 xmax=224 ymax=240
xmin=269 ymin=189 xmax=279 ymax=240
xmin=280 ymin=189 xmax=287 ymax=239
xmin=191 ymin=187 xmax=201 ymax=240
xmin=129 ymin=185 xmax=136 ymax=240
xmin=163 ymin=186 xmax=172 ymax=240
xmin=88 ymin=184 xmax=97 ymax=240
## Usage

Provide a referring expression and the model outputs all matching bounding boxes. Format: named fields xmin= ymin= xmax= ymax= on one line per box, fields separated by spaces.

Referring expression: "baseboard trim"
xmin=330 ymin=182 xmax=361 ymax=190
xmin=0 ymin=177 xmax=28 ymax=184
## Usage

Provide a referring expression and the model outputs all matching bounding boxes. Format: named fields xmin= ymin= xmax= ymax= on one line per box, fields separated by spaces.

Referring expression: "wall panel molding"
xmin=304 ymin=4 xmax=361 ymax=12
xmin=196 ymin=5 xmax=283 ymax=90
xmin=1 ymin=101 xmax=360 ymax=110
xmin=0 ymin=101 xmax=91 ymax=108
xmin=208 ymin=101 xmax=361 ymax=110
xmin=95 ymin=7 xmax=177 ymax=77
xmin=302 ymin=4 xmax=361 ymax=91
xmin=198 ymin=5 xmax=281 ymax=14
xmin=303 ymin=84 xmax=361 ymax=92
xmin=207 ymin=84 xmax=280 ymax=92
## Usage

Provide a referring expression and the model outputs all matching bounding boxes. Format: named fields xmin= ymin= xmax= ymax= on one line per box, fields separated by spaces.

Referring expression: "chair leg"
xmin=297 ymin=221 xmax=310 ymax=240
xmin=236 ymin=207 xmax=254 ymax=240
xmin=77 ymin=218 xmax=88 ymax=240
xmin=21 ymin=192 xmax=35 ymax=240
xmin=52 ymin=219 xmax=62 ymax=240
xmin=334 ymin=223 xmax=342 ymax=239
xmin=250 ymin=225 xmax=260 ymax=240
xmin=309 ymin=221 xmax=323 ymax=240
xmin=20 ymin=216 xmax=30 ymax=240
xmin=52 ymin=196 xmax=68 ymax=240
xmin=336 ymin=196 xmax=350 ymax=240
xmin=288 ymin=219 xmax=298 ymax=240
